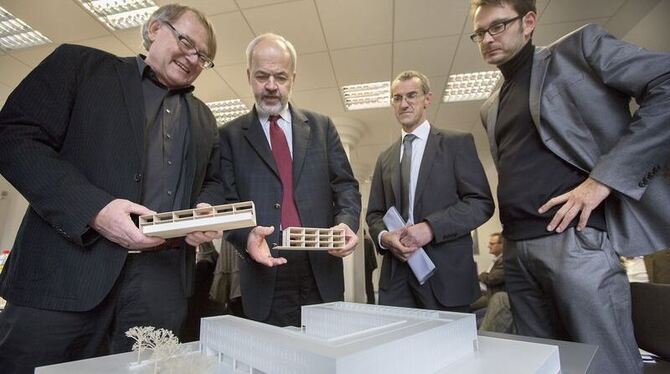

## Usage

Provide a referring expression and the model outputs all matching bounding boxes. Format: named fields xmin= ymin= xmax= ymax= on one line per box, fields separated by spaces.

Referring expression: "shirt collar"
xmin=401 ymin=120 xmax=430 ymax=141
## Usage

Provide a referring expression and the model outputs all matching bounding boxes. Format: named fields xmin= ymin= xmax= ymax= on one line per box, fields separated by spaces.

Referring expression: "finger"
xmin=195 ymin=202 xmax=212 ymax=209
xmin=252 ymin=225 xmax=275 ymax=237
xmin=546 ymin=200 xmax=573 ymax=231
xmin=538 ymin=193 xmax=568 ymax=214
xmin=576 ymin=206 xmax=592 ymax=231
xmin=125 ymin=201 xmax=156 ymax=216
xmin=556 ymin=203 xmax=582 ymax=233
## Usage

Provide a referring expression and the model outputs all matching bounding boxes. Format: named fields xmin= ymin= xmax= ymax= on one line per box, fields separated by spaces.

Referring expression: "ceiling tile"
xmin=394 ymin=0 xmax=469 ymax=41
xmin=192 ymin=69 xmax=237 ymax=102
xmin=393 ymin=35 xmax=459 ymax=77
xmin=331 ymin=44 xmax=392 ymax=86
xmin=622 ymin=0 xmax=670 ymax=52
xmin=450 ymin=33 xmax=499 ymax=74
xmin=76 ymin=36 xmax=135 ymax=57
xmin=1 ymin=0 xmax=109 ymax=44
xmin=8 ymin=44 xmax=57 ymax=68
xmin=209 ymin=12 xmax=255 ymax=66
xmin=0 ymin=83 xmax=12 ymax=106
xmin=434 ymin=100 xmax=486 ymax=131
xmin=112 ymin=28 xmax=146 ymax=55
xmin=0 ymin=55 xmax=31 ymax=87
xmin=538 ymin=0 xmax=625 ymax=24
xmin=244 ymin=0 xmax=326 ymax=54
xmin=293 ymin=52 xmax=336 ymax=91
xmin=216 ymin=63 xmax=251 ymax=98
xmin=155 ymin=0 xmax=239 ymax=15
xmin=316 ymin=0 xmax=392 ymax=49
xmin=533 ymin=18 xmax=608 ymax=46
xmin=290 ymin=87 xmax=344 ymax=115
xmin=236 ymin=0 xmax=292 ymax=9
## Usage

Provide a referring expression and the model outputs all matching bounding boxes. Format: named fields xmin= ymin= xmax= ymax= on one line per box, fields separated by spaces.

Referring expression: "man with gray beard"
xmin=219 ymin=33 xmax=361 ymax=327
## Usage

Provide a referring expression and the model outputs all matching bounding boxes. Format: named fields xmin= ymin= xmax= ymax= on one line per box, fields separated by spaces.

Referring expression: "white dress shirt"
xmin=257 ymin=105 xmax=293 ymax=157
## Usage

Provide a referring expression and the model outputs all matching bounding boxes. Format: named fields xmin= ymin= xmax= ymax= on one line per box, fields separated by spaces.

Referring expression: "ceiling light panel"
xmin=0 ymin=7 xmax=52 ymax=51
xmin=341 ymin=81 xmax=390 ymax=111
xmin=442 ymin=71 xmax=501 ymax=103
xmin=207 ymin=99 xmax=249 ymax=126
xmin=79 ymin=0 xmax=158 ymax=30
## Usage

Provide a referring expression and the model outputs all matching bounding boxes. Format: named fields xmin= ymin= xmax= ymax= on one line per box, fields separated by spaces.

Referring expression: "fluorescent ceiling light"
xmin=0 ymin=7 xmax=52 ymax=51
xmin=342 ymin=81 xmax=390 ymax=111
xmin=207 ymin=99 xmax=249 ymax=126
xmin=79 ymin=0 xmax=158 ymax=30
xmin=442 ymin=71 xmax=501 ymax=103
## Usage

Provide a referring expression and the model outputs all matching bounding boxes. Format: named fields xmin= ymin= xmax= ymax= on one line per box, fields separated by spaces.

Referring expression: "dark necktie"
xmin=400 ymin=134 xmax=417 ymax=221
xmin=269 ymin=115 xmax=302 ymax=228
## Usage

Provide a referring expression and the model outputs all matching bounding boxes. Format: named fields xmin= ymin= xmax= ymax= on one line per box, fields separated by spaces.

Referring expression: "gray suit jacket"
xmin=480 ymin=24 xmax=670 ymax=256
xmin=366 ymin=127 xmax=494 ymax=307
xmin=219 ymin=105 xmax=361 ymax=320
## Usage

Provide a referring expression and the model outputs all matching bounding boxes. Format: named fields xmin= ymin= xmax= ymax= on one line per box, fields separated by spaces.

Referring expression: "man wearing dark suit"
xmin=0 ymin=5 xmax=223 ymax=372
xmin=220 ymin=33 xmax=361 ymax=327
xmin=366 ymin=70 xmax=494 ymax=312
xmin=471 ymin=1 xmax=670 ymax=373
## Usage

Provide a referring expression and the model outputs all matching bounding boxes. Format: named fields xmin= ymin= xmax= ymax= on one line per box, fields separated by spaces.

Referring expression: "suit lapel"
xmin=242 ymin=109 xmax=279 ymax=177
xmin=413 ymin=127 xmax=438 ymax=210
xmin=184 ymin=94 xmax=206 ymax=200
xmin=530 ymin=47 xmax=551 ymax=132
xmin=115 ymin=57 xmax=145 ymax=161
xmin=290 ymin=105 xmax=310 ymax=186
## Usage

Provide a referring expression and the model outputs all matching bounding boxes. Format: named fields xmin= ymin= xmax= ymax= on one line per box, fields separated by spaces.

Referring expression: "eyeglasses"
xmin=391 ymin=91 xmax=424 ymax=104
xmin=470 ymin=15 xmax=523 ymax=43
xmin=163 ymin=22 xmax=214 ymax=69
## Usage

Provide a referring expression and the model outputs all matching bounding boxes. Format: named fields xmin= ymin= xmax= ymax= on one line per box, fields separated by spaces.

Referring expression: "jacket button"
xmin=638 ymin=181 xmax=646 ymax=187
xmin=271 ymin=242 xmax=278 ymax=248
xmin=134 ymin=173 xmax=143 ymax=182
xmin=274 ymin=203 xmax=281 ymax=209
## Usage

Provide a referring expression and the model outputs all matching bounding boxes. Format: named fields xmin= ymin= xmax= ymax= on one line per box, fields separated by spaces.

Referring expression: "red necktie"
xmin=269 ymin=115 xmax=302 ymax=228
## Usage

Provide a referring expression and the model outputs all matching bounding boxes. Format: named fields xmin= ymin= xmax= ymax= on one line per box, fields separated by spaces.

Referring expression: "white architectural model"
xmin=199 ymin=302 xmax=561 ymax=374
xmin=36 ymin=302 xmax=562 ymax=373
xmin=139 ymin=202 xmax=256 ymax=239
xmin=277 ymin=227 xmax=345 ymax=250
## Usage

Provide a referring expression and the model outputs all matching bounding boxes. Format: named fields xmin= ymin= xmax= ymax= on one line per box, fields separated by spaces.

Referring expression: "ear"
xmin=522 ymin=11 xmax=537 ymax=39
xmin=424 ymin=91 xmax=433 ymax=108
xmin=246 ymin=68 xmax=251 ymax=84
xmin=147 ymin=20 xmax=161 ymax=43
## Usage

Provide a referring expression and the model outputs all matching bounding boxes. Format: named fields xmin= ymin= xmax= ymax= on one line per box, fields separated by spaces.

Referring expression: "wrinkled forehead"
xmin=473 ymin=3 xmax=517 ymax=29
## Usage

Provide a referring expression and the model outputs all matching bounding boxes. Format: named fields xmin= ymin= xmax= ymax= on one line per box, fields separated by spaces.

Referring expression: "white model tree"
xmin=125 ymin=326 xmax=156 ymax=364
xmin=146 ymin=328 xmax=180 ymax=374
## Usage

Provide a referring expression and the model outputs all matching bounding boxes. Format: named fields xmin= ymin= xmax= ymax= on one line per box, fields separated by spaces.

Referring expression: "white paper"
xmin=382 ymin=207 xmax=436 ymax=285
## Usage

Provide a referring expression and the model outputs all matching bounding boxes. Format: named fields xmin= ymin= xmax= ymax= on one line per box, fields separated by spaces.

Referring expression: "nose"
xmin=481 ymin=31 xmax=495 ymax=43
xmin=184 ymin=53 xmax=199 ymax=65
xmin=265 ymin=76 xmax=278 ymax=91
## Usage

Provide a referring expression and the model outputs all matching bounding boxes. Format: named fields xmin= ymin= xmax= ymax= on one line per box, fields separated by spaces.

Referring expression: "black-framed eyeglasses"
xmin=163 ymin=22 xmax=214 ymax=69
xmin=470 ymin=15 xmax=523 ymax=43
xmin=391 ymin=91 xmax=424 ymax=104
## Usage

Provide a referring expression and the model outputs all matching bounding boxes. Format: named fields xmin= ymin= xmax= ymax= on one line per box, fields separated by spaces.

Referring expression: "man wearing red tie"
xmin=219 ymin=33 xmax=361 ymax=327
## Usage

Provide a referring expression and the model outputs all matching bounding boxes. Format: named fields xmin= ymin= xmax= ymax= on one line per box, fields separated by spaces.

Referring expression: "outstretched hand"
xmin=246 ymin=226 xmax=287 ymax=267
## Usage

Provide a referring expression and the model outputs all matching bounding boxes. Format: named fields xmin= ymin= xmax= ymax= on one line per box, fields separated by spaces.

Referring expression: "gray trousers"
xmin=505 ymin=228 xmax=642 ymax=374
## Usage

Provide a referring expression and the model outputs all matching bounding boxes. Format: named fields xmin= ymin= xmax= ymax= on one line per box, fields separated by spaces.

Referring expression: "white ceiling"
xmin=1 ymin=0 xmax=668 ymax=182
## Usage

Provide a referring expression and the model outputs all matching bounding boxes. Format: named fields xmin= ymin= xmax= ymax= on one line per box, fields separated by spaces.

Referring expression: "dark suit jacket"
xmin=480 ymin=24 xmax=670 ymax=256
xmin=366 ymin=126 xmax=494 ymax=307
xmin=479 ymin=256 xmax=505 ymax=297
xmin=0 ymin=44 xmax=223 ymax=311
xmin=219 ymin=105 xmax=361 ymax=321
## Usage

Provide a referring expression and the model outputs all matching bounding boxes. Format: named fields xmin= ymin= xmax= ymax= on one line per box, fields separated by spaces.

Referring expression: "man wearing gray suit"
xmin=219 ymin=33 xmax=361 ymax=327
xmin=366 ymin=70 xmax=493 ymax=312
xmin=471 ymin=1 xmax=670 ymax=373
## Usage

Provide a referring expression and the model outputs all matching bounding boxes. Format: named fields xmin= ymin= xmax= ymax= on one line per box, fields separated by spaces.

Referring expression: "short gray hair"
xmin=141 ymin=4 xmax=217 ymax=59
xmin=392 ymin=70 xmax=431 ymax=94
xmin=246 ymin=33 xmax=297 ymax=72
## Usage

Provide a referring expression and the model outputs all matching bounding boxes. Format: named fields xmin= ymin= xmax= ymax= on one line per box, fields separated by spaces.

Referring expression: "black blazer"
xmin=220 ymin=105 xmax=361 ymax=321
xmin=366 ymin=127 xmax=493 ymax=307
xmin=0 ymin=44 xmax=223 ymax=311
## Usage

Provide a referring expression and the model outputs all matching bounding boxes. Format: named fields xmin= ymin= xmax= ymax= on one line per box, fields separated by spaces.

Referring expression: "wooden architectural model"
xmin=139 ymin=202 xmax=256 ymax=239
xmin=278 ymin=227 xmax=346 ymax=250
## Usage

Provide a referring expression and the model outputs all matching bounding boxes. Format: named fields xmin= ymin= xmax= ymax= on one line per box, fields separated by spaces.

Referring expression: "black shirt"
xmin=495 ymin=41 xmax=606 ymax=240
xmin=136 ymin=56 xmax=193 ymax=213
